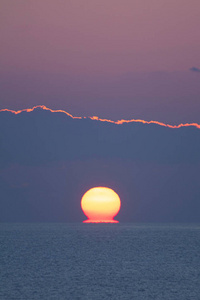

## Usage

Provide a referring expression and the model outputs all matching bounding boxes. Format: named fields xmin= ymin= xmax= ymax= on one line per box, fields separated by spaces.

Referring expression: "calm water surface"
xmin=0 ymin=223 xmax=200 ymax=300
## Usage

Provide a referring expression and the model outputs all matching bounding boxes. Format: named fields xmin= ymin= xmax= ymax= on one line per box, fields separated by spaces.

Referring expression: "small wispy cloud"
xmin=190 ymin=67 xmax=200 ymax=73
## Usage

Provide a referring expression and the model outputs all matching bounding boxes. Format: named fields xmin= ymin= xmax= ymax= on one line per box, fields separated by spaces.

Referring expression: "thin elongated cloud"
xmin=1 ymin=105 xmax=200 ymax=129
xmin=1 ymin=70 xmax=200 ymax=125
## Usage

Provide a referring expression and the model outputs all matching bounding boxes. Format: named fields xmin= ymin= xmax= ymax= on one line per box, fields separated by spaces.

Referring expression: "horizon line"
xmin=0 ymin=105 xmax=200 ymax=129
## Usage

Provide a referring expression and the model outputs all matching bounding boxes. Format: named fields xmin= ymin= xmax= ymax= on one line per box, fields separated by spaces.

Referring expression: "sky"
xmin=1 ymin=0 xmax=200 ymax=73
xmin=1 ymin=1 xmax=200 ymax=223
xmin=1 ymin=0 xmax=200 ymax=124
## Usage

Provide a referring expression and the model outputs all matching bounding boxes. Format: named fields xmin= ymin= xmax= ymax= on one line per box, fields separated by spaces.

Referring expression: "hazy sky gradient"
xmin=1 ymin=0 xmax=200 ymax=74
xmin=1 ymin=0 xmax=200 ymax=123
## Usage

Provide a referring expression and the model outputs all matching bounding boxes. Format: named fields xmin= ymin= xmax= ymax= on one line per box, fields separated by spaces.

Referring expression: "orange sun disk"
xmin=81 ymin=187 xmax=121 ymax=223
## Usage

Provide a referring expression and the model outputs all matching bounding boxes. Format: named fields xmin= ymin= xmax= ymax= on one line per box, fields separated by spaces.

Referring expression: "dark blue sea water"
xmin=0 ymin=223 xmax=200 ymax=300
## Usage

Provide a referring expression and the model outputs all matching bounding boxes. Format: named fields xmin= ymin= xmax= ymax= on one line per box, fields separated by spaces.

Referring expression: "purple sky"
xmin=1 ymin=0 xmax=200 ymax=123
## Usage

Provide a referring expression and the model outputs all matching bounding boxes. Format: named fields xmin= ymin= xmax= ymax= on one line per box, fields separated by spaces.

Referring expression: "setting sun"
xmin=81 ymin=187 xmax=121 ymax=223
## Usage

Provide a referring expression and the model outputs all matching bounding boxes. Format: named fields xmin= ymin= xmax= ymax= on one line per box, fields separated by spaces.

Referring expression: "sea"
xmin=0 ymin=223 xmax=200 ymax=300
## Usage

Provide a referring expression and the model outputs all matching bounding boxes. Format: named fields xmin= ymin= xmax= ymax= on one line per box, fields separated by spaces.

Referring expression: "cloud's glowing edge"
xmin=0 ymin=105 xmax=200 ymax=129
